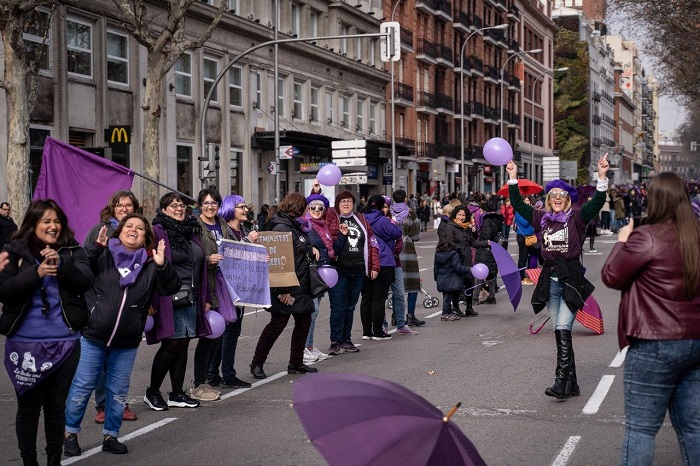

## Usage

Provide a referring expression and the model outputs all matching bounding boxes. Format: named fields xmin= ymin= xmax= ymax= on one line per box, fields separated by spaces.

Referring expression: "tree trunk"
xmin=2 ymin=25 xmax=31 ymax=223
xmin=140 ymin=55 xmax=166 ymax=219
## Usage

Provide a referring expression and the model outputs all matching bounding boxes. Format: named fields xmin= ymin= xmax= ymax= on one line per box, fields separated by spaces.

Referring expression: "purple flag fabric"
xmin=4 ymin=340 xmax=76 ymax=394
xmin=33 ymin=137 xmax=134 ymax=243
xmin=490 ymin=242 xmax=522 ymax=311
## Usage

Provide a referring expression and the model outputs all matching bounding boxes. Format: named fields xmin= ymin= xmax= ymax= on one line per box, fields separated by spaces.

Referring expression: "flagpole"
xmin=130 ymin=170 xmax=196 ymax=202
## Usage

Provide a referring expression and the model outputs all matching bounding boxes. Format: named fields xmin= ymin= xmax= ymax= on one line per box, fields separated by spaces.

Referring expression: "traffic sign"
xmin=279 ymin=145 xmax=299 ymax=160
xmin=332 ymin=148 xmax=367 ymax=159
xmin=380 ymin=22 xmax=401 ymax=63
xmin=331 ymin=139 xmax=367 ymax=150
xmin=340 ymin=175 xmax=368 ymax=184
xmin=335 ymin=158 xmax=367 ymax=167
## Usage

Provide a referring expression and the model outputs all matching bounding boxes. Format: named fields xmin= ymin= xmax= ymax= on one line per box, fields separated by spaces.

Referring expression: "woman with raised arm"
xmin=505 ymin=154 xmax=609 ymax=400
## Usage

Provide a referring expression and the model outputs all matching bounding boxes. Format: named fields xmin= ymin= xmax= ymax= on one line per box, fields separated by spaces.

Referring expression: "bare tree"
xmin=0 ymin=1 xmax=54 ymax=221
xmin=112 ymin=0 xmax=226 ymax=215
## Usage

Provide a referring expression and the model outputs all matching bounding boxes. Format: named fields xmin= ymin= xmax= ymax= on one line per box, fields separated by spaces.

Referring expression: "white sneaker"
xmin=589 ymin=249 xmax=597 ymax=253
xmin=311 ymin=346 xmax=330 ymax=360
xmin=303 ymin=348 xmax=319 ymax=364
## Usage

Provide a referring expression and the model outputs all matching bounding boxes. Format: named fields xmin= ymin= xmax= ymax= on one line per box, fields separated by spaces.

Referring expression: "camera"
xmin=632 ymin=217 xmax=647 ymax=229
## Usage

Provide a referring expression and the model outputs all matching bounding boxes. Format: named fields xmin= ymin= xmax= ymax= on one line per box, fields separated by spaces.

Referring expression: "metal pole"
xmin=390 ymin=0 xmax=401 ymax=193
xmin=274 ymin=0 xmax=280 ymax=204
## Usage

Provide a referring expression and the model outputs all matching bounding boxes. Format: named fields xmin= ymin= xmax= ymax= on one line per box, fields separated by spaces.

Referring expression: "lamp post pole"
xmin=530 ymin=67 xmax=568 ymax=181
xmin=460 ymin=24 xmax=508 ymax=195
xmin=390 ymin=0 xmax=402 ymax=193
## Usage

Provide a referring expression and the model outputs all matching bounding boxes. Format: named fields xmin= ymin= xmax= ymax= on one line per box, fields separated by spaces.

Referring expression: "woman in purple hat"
xmin=506 ymin=154 xmax=610 ymax=400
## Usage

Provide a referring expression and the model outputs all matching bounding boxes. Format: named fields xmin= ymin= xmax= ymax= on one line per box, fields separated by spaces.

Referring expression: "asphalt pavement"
xmin=0 ymin=229 xmax=685 ymax=465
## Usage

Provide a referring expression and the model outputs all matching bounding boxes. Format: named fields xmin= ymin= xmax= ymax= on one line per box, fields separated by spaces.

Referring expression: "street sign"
xmin=267 ymin=161 xmax=278 ymax=175
xmin=279 ymin=145 xmax=299 ymax=160
xmin=332 ymin=148 xmax=367 ymax=159
xmin=335 ymin=158 xmax=367 ymax=167
xmin=542 ymin=156 xmax=560 ymax=183
xmin=331 ymin=139 xmax=367 ymax=150
xmin=340 ymin=175 xmax=368 ymax=184
xmin=380 ymin=22 xmax=401 ymax=63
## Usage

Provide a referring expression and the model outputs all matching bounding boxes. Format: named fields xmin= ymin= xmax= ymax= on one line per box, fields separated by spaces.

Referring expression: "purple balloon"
xmin=317 ymin=164 xmax=342 ymax=186
xmin=483 ymin=137 xmax=514 ymax=166
xmin=471 ymin=263 xmax=489 ymax=280
xmin=144 ymin=315 xmax=154 ymax=333
xmin=318 ymin=266 xmax=338 ymax=288
xmin=205 ymin=311 xmax=226 ymax=339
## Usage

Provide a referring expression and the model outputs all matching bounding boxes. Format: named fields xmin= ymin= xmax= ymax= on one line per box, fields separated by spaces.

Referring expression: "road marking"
xmin=426 ymin=310 xmax=442 ymax=319
xmin=419 ymin=268 xmax=428 ymax=272
xmin=551 ymin=436 xmax=581 ymax=466
xmin=609 ymin=347 xmax=628 ymax=367
xmin=220 ymin=371 xmax=288 ymax=400
xmin=582 ymin=375 xmax=615 ymax=414
xmin=63 ymin=418 xmax=178 ymax=464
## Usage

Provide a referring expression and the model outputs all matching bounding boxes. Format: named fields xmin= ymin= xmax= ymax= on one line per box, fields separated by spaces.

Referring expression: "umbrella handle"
xmin=443 ymin=402 xmax=462 ymax=422
xmin=529 ymin=317 xmax=550 ymax=335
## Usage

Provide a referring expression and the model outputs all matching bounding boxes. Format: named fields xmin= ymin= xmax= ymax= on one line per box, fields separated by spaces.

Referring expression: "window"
xmin=355 ymin=37 xmax=362 ymax=60
xmin=175 ymin=52 xmax=192 ymax=97
xmin=23 ymin=9 xmax=51 ymax=71
xmin=66 ymin=19 xmax=92 ymax=77
xmin=203 ymin=56 xmax=218 ymax=102
xmin=29 ymin=127 xmax=51 ymax=192
xmin=277 ymin=77 xmax=285 ymax=116
xmin=356 ymin=100 xmax=364 ymax=131
xmin=228 ymin=0 xmax=239 ymax=13
xmin=369 ymin=103 xmax=376 ymax=133
xmin=310 ymin=86 xmax=319 ymax=122
xmin=177 ymin=145 xmax=193 ymax=197
xmin=293 ymin=82 xmax=303 ymax=120
xmin=340 ymin=96 xmax=350 ymax=127
xmin=291 ymin=2 xmax=300 ymax=36
xmin=229 ymin=65 xmax=242 ymax=106
xmin=253 ymin=71 xmax=262 ymax=108
xmin=310 ymin=11 xmax=318 ymax=38
xmin=230 ymin=149 xmax=241 ymax=193
xmin=368 ymin=39 xmax=376 ymax=66
xmin=106 ymin=31 xmax=128 ymax=84
xmin=326 ymin=89 xmax=334 ymax=123
xmin=339 ymin=23 xmax=348 ymax=54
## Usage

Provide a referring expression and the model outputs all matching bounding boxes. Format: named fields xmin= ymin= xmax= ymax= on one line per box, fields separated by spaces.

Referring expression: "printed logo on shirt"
xmin=542 ymin=224 xmax=569 ymax=253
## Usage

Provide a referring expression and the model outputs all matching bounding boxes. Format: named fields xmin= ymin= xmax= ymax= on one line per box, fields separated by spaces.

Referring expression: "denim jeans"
xmin=547 ymin=277 xmax=575 ymax=331
xmin=390 ymin=267 xmax=406 ymax=328
xmin=620 ymin=338 xmax=700 ymax=466
xmin=328 ymin=269 xmax=365 ymax=344
xmin=442 ymin=292 xmax=455 ymax=315
xmin=407 ymin=292 xmax=417 ymax=315
xmin=305 ymin=296 xmax=322 ymax=348
xmin=66 ymin=337 xmax=138 ymax=438
xmin=208 ymin=309 xmax=243 ymax=383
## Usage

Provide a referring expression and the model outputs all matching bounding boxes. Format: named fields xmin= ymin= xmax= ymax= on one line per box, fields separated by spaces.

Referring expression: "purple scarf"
xmin=304 ymin=213 xmax=336 ymax=260
xmin=4 ymin=340 xmax=76 ymax=394
xmin=296 ymin=216 xmax=311 ymax=233
xmin=540 ymin=209 xmax=572 ymax=229
xmin=108 ymin=238 xmax=147 ymax=287
xmin=390 ymin=203 xmax=410 ymax=223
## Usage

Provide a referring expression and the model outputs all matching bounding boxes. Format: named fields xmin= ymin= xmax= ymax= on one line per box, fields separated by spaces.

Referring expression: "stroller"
xmin=387 ymin=279 xmax=439 ymax=309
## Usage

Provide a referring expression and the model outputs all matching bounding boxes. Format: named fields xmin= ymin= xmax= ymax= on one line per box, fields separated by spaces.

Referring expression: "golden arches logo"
xmin=110 ymin=127 xmax=129 ymax=144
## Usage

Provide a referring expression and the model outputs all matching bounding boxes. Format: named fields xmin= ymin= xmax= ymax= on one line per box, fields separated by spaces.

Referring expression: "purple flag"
xmin=33 ymin=137 xmax=134 ymax=242
xmin=490 ymin=242 xmax=522 ymax=311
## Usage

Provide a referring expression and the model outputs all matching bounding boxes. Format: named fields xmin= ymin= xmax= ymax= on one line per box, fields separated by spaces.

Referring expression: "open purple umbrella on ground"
xmin=293 ymin=372 xmax=486 ymax=466
xmin=489 ymin=242 xmax=522 ymax=311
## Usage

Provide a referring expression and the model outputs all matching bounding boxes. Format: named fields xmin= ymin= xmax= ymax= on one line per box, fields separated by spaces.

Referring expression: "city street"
xmin=0 ymin=229 xmax=684 ymax=465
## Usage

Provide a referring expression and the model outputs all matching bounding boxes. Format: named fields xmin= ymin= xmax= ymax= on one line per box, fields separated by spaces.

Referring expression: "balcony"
xmin=495 ymin=0 xmax=508 ymax=12
xmin=509 ymin=112 xmax=521 ymax=127
xmin=394 ymin=81 xmax=414 ymax=107
xmin=454 ymin=101 xmax=472 ymax=119
xmin=416 ymin=91 xmax=438 ymax=115
xmin=416 ymin=0 xmax=437 ymax=15
xmin=592 ymin=114 xmax=601 ymax=125
xmin=436 ymin=44 xmax=454 ymax=67
xmin=483 ymin=27 xmax=499 ymax=46
xmin=437 ymin=143 xmax=457 ymax=159
xmin=397 ymin=137 xmax=416 ymax=150
xmin=470 ymin=14 xmax=483 ymax=32
xmin=454 ymin=55 xmax=472 ymax=76
xmin=593 ymin=91 xmax=601 ymax=102
xmin=436 ymin=93 xmax=454 ymax=115
xmin=484 ymin=65 xmax=499 ymax=84
xmin=401 ymin=28 xmax=414 ymax=52
xmin=435 ymin=0 xmax=453 ymax=21
xmin=471 ymin=101 xmax=485 ymax=119
xmin=485 ymin=0 xmax=498 ymax=8
xmin=485 ymin=106 xmax=499 ymax=124
xmin=592 ymin=137 xmax=601 ymax=147
xmin=508 ymin=38 xmax=520 ymax=54
xmin=470 ymin=55 xmax=484 ymax=76
xmin=508 ymin=76 xmax=521 ymax=92
xmin=416 ymin=142 xmax=439 ymax=159
xmin=453 ymin=11 xmax=471 ymax=33
xmin=417 ymin=38 xmax=437 ymax=65
xmin=507 ymin=3 xmax=520 ymax=21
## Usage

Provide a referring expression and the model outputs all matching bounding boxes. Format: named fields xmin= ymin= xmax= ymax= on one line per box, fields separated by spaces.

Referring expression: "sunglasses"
xmin=548 ymin=191 xmax=569 ymax=199
xmin=309 ymin=205 xmax=325 ymax=212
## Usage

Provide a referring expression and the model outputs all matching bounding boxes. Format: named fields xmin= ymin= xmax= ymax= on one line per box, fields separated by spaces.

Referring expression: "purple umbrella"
xmin=489 ymin=242 xmax=522 ymax=311
xmin=293 ymin=373 xmax=486 ymax=466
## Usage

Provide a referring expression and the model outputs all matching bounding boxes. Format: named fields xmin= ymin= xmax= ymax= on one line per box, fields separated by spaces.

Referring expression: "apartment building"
xmin=0 ymin=0 xmax=393 ymax=207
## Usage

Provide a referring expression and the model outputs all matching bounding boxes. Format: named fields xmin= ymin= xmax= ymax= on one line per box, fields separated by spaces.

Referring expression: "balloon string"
xmin=443 ymin=402 xmax=462 ymax=422
xmin=466 ymin=267 xmax=528 ymax=292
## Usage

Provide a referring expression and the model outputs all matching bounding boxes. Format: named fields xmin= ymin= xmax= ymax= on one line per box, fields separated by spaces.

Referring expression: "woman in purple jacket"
xmin=359 ymin=195 xmax=402 ymax=341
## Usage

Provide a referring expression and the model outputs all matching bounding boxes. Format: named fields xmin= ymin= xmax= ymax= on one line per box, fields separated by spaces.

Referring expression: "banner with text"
xmin=257 ymin=232 xmax=300 ymax=288
xmin=219 ymin=240 xmax=271 ymax=308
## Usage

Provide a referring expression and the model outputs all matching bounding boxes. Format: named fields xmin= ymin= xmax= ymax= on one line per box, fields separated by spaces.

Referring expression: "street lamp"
xmin=389 ymin=0 xmax=402 ymax=193
xmin=499 ymin=48 xmax=541 ymax=138
xmin=530 ymin=67 xmax=568 ymax=181
xmin=459 ymin=23 xmax=508 ymax=194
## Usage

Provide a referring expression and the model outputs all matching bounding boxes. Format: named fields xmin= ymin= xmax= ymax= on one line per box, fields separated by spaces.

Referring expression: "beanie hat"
xmin=306 ymin=193 xmax=329 ymax=210
xmin=334 ymin=190 xmax=356 ymax=210
xmin=545 ymin=180 xmax=578 ymax=203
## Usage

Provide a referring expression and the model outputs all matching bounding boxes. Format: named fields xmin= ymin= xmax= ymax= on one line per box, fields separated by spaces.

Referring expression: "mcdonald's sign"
xmin=104 ymin=126 xmax=131 ymax=146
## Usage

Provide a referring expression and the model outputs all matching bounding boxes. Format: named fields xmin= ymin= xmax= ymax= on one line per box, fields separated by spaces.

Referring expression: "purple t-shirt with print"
xmin=531 ymin=208 xmax=587 ymax=261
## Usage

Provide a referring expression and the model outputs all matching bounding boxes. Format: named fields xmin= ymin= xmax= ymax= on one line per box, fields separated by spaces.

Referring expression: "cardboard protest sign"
xmin=218 ymin=240 xmax=271 ymax=308
xmin=256 ymin=231 xmax=300 ymax=288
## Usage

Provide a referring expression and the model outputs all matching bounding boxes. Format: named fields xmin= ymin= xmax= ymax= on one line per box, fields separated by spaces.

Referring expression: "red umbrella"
xmin=497 ymin=179 xmax=543 ymax=197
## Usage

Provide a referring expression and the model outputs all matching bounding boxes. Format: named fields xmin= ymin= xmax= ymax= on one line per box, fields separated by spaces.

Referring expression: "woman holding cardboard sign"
xmin=250 ymin=193 xmax=318 ymax=379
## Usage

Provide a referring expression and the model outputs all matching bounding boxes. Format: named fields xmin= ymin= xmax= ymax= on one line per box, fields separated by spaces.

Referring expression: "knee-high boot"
xmin=545 ymin=329 xmax=572 ymax=399
xmin=464 ymin=294 xmax=478 ymax=316
xmin=564 ymin=331 xmax=580 ymax=397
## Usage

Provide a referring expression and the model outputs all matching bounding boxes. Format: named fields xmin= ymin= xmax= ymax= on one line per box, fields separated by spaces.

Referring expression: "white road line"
xmin=551 ymin=436 xmax=581 ymax=466
xmin=419 ymin=268 xmax=428 ymax=272
xmin=220 ymin=371 xmax=288 ymax=400
xmin=609 ymin=347 xmax=628 ymax=368
xmin=426 ymin=310 xmax=442 ymax=319
xmin=582 ymin=375 xmax=615 ymax=415
xmin=62 ymin=418 xmax=178 ymax=464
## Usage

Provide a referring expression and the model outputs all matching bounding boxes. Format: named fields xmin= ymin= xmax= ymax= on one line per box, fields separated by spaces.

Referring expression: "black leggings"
xmin=149 ymin=338 xmax=191 ymax=396
xmin=15 ymin=340 xmax=80 ymax=461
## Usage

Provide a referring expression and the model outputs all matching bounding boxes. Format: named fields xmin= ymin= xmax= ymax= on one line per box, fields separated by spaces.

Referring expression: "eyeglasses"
xmin=114 ymin=203 xmax=134 ymax=211
xmin=201 ymin=201 xmax=219 ymax=208
xmin=548 ymin=191 xmax=569 ymax=199
xmin=168 ymin=203 xmax=187 ymax=210
xmin=235 ymin=205 xmax=248 ymax=211
xmin=309 ymin=205 xmax=325 ymax=212
xmin=339 ymin=199 xmax=353 ymax=205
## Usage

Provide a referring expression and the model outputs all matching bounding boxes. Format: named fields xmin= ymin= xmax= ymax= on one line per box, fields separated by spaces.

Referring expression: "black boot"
xmin=465 ymin=299 xmax=478 ymax=317
xmin=545 ymin=330 xmax=572 ymax=399
xmin=249 ymin=363 xmax=267 ymax=379
xmin=406 ymin=314 xmax=426 ymax=326
xmin=21 ymin=455 xmax=38 ymax=466
xmin=47 ymin=453 xmax=62 ymax=466
xmin=453 ymin=305 xmax=467 ymax=318
xmin=565 ymin=334 xmax=580 ymax=397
